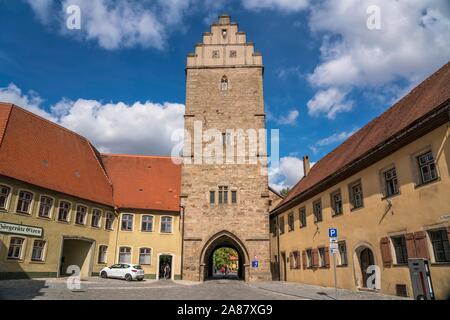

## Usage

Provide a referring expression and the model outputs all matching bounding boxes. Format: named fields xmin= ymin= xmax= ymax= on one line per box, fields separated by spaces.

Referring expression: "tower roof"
xmin=187 ymin=15 xmax=262 ymax=68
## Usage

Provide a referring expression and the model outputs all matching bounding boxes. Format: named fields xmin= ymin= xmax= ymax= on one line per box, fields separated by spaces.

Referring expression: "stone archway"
xmin=353 ymin=243 xmax=377 ymax=288
xmin=200 ymin=231 xmax=249 ymax=281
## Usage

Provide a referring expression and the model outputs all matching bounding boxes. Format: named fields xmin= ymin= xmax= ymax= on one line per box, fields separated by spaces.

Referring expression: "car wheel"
xmin=100 ymin=271 xmax=108 ymax=279
xmin=125 ymin=274 xmax=132 ymax=281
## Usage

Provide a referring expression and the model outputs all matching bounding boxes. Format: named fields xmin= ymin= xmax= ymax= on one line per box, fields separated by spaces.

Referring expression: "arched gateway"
xmin=180 ymin=15 xmax=271 ymax=282
xmin=200 ymin=231 xmax=249 ymax=281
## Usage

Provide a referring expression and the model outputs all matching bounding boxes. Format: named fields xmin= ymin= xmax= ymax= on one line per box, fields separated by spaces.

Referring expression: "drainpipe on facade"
xmin=114 ymin=208 xmax=120 ymax=264
xmin=276 ymin=214 xmax=281 ymax=281
xmin=180 ymin=205 xmax=185 ymax=280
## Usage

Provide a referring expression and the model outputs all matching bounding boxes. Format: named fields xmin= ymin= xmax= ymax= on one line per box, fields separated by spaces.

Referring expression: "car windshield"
xmin=133 ymin=265 xmax=142 ymax=269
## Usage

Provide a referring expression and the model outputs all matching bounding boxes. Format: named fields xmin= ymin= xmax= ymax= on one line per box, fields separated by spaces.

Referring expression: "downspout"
xmin=180 ymin=205 xmax=185 ymax=280
xmin=276 ymin=214 xmax=281 ymax=281
xmin=114 ymin=208 xmax=120 ymax=263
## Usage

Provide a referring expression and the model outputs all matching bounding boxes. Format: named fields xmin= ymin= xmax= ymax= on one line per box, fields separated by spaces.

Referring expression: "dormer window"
xmin=222 ymin=29 xmax=227 ymax=38
xmin=220 ymin=75 xmax=228 ymax=91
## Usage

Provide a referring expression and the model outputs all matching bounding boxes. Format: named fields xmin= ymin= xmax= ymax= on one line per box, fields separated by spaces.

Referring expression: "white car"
xmin=100 ymin=263 xmax=145 ymax=281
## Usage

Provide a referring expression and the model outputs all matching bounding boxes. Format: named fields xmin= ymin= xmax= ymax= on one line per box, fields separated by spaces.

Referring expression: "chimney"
xmin=303 ymin=155 xmax=310 ymax=177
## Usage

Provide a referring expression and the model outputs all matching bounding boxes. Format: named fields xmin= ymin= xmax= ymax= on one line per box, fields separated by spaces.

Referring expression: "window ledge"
xmin=37 ymin=216 xmax=52 ymax=221
xmin=15 ymin=212 xmax=32 ymax=217
xmin=393 ymin=263 xmax=408 ymax=268
xmin=381 ymin=193 xmax=401 ymax=201
xmin=332 ymin=213 xmax=344 ymax=218
xmin=430 ymin=262 xmax=450 ymax=266
xmin=30 ymin=260 xmax=46 ymax=264
xmin=350 ymin=206 xmax=364 ymax=212
xmin=415 ymin=177 xmax=441 ymax=189
xmin=336 ymin=264 xmax=348 ymax=268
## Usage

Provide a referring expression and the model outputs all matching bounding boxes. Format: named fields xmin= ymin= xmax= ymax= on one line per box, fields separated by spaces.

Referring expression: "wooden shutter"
xmin=312 ymin=249 xmax=319 ymax=268
xmin=302 ymin=251 xmax=307 ymax=269
xmin=324 ymin=247 xmax=330 ymax=268
xmin=380 ymin=237 xmax=392 ymax=267
xmin=414 ymin=231 xmax=430 ymax=260
xmin=405 ymin=233 xmax=417 ymax=258
xmin=289 ymin=253 xmax=293 ymax=269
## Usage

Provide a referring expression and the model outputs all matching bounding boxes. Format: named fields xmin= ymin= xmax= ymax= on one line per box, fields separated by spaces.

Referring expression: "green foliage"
xmin=212 ymin=247 xmax=238 ymax=269
xmin=280 ymin=187 xmax=291 ymax=197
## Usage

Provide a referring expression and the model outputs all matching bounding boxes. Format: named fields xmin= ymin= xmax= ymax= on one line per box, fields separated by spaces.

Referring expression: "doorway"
xmin=201 ymin=231 xmax=249 ymax=281
xmin=158 ymin=254 xmax=173 ymax=280
xmin=359 ymin=247 xmax=375 ymax=288
xmin=59 ymin=238 xmax=94 ymax=279
xmin=280 ymin=251 xmax=287 ymax=281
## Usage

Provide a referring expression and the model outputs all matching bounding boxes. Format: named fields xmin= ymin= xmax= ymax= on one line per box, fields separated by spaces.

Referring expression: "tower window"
xmin=218 ymin=186 xmax=228 ymax=204
xmin=220 ymin=75 xmax=228 ymax=91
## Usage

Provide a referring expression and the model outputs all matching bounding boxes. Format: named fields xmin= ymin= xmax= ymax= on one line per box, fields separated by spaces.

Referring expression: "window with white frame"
xmin=306 ymin=249 xmax=312 ymax=268
xmin=38 ymin=196 xmax=53 ymax=218
xmin=139 ymin=248 xmax=151 ymax=265
xmin=160 ymin=216 xmax=173 ymax=233
xmin=75 ymin=205 xmax=87 ymax=225
xmin=231 ymin=190 xmax=237 ymax=204
xmin=313 ymin=199 xmax=322 ymax=222
xmin=8 ymin=237 xmax=24 ymax=260
xmin=338 ymin=241 xmax=348 ymax=266
xmin=0 ymin=185 xmax=11 ymax=209
xmin=98 ymin=245 xmax=107 ymax=264
xmin=58 ymin=201 xmax=71 ymax=222
xmin=417 ymin=151 xmax=438 ymax=184
xmin=391 ymin=235 xmax=408 ymax=265
xmin=318 ymin=247 xmax=326 ymax=268
xmin=91 ymin=209 xmax=102 ymax=228
xmin=429 ymin=229 xmax=450 ymax=263
xmin=288 ymin=212 xmax=294 ymax=231
xmin=141 ymin=215 xmax=153 ymax=232
xmin=121 ymin=214 xmax=133 ymax=231
xmin=16 ymin=191 xmax=33 ymax=214
xmin=209 ymin=191 xmax=215 ymax=205
xmin=118 ymin=247 xmax=131 ymax=263
xmin=31 ymin=240 xmax=46 ymax=261
xmin=279 ymin=216 xmax=285 ymax=235
xmin=384 ymin=168 xmax=399 ymax=197
xmin=331 ymin=191 xmax=343 ymax=216
xmin=299 ymin=207 xmax=306 ymax=228
xmin=105 ymin=212 xmax=114 ymax=230
xmin=218 ymin=186 xmax=228 ymax=204
xmin=349 ymin=181 xmax=364 ymax=209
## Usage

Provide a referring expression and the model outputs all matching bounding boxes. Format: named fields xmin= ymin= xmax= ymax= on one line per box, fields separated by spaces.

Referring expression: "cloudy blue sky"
xmin=0 ymin=0 xmax=449 ymax=191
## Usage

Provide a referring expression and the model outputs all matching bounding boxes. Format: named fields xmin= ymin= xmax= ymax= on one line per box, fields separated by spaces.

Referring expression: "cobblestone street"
xmin=0 ymin=278 xmax=408 ymax=300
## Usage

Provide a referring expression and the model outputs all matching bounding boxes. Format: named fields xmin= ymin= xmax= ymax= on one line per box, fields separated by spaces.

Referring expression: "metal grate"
xmin=396 ymin=284 xmax=408 ymax=297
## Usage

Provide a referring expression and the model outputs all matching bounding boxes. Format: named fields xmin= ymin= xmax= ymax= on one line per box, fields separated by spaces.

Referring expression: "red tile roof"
xmin=101 ymin=154 xmax=181 ymax=212
xmin=0 ymin=103 xmax=12 ymax=147
xmin=0 ymin=103 xmax=114 ymax=206
xmin=276 ymin=61 xmax=450 ymax=211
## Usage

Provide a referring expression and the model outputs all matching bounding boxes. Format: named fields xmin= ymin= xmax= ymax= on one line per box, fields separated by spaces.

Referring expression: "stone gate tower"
xmin=181 ymin=14 xmax=271 ymax=282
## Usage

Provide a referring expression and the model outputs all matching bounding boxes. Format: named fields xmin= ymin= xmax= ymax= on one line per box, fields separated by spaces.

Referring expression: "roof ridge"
xmin=6 ymin=103 xmax=94 ymax=145
xmin=0 ymin=104 xmax=13 ymax=150
xmin=101 ymin=153 xmax=178 ymax=159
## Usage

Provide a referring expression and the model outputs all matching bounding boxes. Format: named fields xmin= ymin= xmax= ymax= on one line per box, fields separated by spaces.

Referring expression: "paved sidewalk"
xmin=250 ymin=281 xmax=410 ymax=300
xmin=0 ymin=277 xmax=408 ymax=300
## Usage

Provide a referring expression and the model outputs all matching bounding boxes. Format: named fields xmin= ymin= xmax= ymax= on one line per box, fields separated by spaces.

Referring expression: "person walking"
xmin=163 ymin=263 xmax=171 ymax=279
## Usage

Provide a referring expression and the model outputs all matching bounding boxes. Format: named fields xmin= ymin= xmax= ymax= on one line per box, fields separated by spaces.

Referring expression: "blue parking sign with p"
xmin=329 ymin=228 xmax=337 ymax=238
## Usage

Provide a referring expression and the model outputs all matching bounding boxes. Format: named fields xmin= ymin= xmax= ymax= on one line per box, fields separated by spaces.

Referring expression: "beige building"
xmin=0 ymin=104 xmax=182 ymax=280
xmin=181 ymin=14 xmax=271 ymax=282
xmin=270 ymin=62 xmax=450 ymax=299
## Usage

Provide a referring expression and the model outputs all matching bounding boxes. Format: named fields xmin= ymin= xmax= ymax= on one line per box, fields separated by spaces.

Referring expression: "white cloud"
xmin=0 ymin=83 xmax=55 ymax=121
xmin=242 ymin=0 xmax=309 ymax=12
xmin=0 ymin=83 xmax=185 ymax=155
xmin=306 ymin=0 xmax=450 ymax=118
xmin=269 ymin=156 xmax=304 ymax=192
xmin=316 ymin=129 xmax=357 ymax=147
xmin=26 ymin=0 xmax=195 ymax=50
xmin=270 ymin=109 xmax=300 ymax=125
xmin=25 ymin=0 xmax=54 ymax=24
xmin=307 ymin=88 xmax=353 ymax=119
